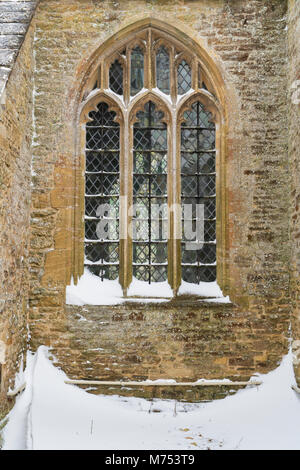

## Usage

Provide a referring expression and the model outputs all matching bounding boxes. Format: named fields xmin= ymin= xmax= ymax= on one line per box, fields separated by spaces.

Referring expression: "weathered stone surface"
xmin=0 ymin=20 xmax=35 ymax=412
xmin=288 ymin=0 xmax=300 ymax=385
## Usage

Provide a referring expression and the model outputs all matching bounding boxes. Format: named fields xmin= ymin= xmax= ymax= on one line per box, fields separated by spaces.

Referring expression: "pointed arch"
xmin=70 ymin=18 xmax=231 ymax=296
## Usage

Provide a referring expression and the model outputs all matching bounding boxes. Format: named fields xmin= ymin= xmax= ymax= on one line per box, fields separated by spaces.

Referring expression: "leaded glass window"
xmin=109 ymin=60 xmax=123 ymax=95
xmin=132 ymin=101 xmax=168 ymax=283
xmin=156 ymin=46 xmax=170 ymax=94
xmin=181 ymin=101 xmax=216 ymax=283
xmin=85 ymin=102 xmax=120 ymax=280
xmin=81 ymin=29 xmax=220 ymax=295
xmin=177 ymin=60 xmax=191 ymax=95
xmin=131 ymin=46 xmax=144 ymax=96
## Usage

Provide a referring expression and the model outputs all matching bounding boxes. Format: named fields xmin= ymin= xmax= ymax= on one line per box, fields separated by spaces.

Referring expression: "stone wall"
xmin=288 ymin=0 xmax=300 ymax=385
xmin=27 ymin=0 xmax=290 ymax=394
xmin=0 ymin=22 xmax=35 ymax=411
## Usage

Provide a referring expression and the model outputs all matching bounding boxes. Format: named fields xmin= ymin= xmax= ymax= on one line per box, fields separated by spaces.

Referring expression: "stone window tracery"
xmin=79 ymin=27 xmax=221 ymax=296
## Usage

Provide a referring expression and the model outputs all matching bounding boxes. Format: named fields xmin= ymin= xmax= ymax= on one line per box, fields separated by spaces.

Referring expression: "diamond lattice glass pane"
xmin=181 ymin=153 xmax=198 ymax=175
xmin=85 ymin=174 xmax=119 ymax=195
xmin=85 ymin=220 xmax=99 ymax=240
xmin=101 ymin=129 xmax=120 ymax=150
xmin=151 ymin=129 xmax=167 ymax=151
xmin=85 ymin=242 xmax=119 ymax=263
xmin=131 ymin=46 xmax=144 ymax=96
xmin=151 ymin=200 xmax=168 ymax=219
xmin=156 ymin=46 xmax=170 ymax=94
xmin=109 ymin=60 xmax=123 ymax=95
xmin=181 ymin=247 xmax=197 ymax=264
xmin=101 ymin=152 xmax=119 ymax=173
xmin=181 ymin=176 xmax=197 ymax=196
xmin=86 ymin=152 xmax=102 ymax=173
xmin=133 ymin=243 xmax=149 ymax=264
xmin=133 ymin=197 xmax=149 ymax=217
xmin=204 ymin=220 xmax=216 ymax=242
xmin=199 ymin=243 xmax=216 ymax=264
xmin=177 ymin=60 xmax=191 ymax=95
xmin=199 ymin=266 xmax=216 ymax=282
xmin=181 ymin=152 xmax=215 ymax=175
xmin=151 ymin=152 xmax=167 ymax=174
xmin=150 ymin=243 xmax=167 ymax=263
xmin=182 ymin=101 xmax=214 ymax=129
xmin=89 ymin=264 xmax=119 ymax=281
xmin=198 ymin=175 xmax=215 ymax=197
xmin=151 ymin=175 xmax=167 ymax=196
xmin=181 ymin=129 xmax=198 ymax=152
xmin=85 ymin=197 xmax=119 ymax=218
xmin=86 ymin=127 xmax=119 ymax=150
xmin=200 ymin=198 xmax=216 ymax=220
xmin=198 ymin=129 xmax=215 ymax=150
xmin=85 ymin=243 xmax=102 ymax=263
xmin=198 ymin=153 xmax=215 ymax=173
xmin=132 ymin=219 xmax=149 ymax=241
xmin=150 ymin=265 xmax=167 ymax=282
xmin=133 ymin=265 xmax=149 ymax=282
xmin=134 ymin=152 xmax=150 ymax=174
xmin=134 ymin=129 xmax=151 ymax=150
xmin=182 ymin=266 xmax=198 ymax=284
xmin=102 ymin=174 xmax=119 ymax=195
xmin=133 ymin=175 xmax=148 ymax=196
xmin=151 ymin=220 xmax=168 ymax=241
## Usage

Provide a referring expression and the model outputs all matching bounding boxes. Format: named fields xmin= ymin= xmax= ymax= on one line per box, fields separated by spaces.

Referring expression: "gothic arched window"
xmin=79 ymin=27 xmax=221 ymax=296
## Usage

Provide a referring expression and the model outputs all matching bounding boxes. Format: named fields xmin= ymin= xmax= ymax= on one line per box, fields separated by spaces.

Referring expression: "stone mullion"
xmin=119 ymin=111 xmax=131 ymax=294
xmin=170 ymin=45 xmax=176 ymax=105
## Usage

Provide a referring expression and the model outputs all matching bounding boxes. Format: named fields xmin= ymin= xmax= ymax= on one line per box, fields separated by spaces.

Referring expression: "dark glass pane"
xmin=135 ymin=101 xmax=165 ymax=127
xmin=86 ymin=151 xmax=119 ymax=173
xmin=199 ymin=266 xmax=216 ymax=282
xmin=85 ymin=196 xmax=119 ymax=218
xmin=199 ymin=243 xmax=216 ymax=264
xmin=182 ymin=101 xmax=215 ymax=129
xmin=131 ymin=46 xmax=144 ymax=96
xmin=177 ymin=60 xmax=191 ymax=95
xmin=86 ymin=265 xmax=119 ymax=281
xmin=204 ymin=220 xmax=216 ymax=242
xmin=85 ymin=174 xmax=119 ymax=195
xmin=181 ymin=152 xmax=215 ymax=175
xmin=156 ymin=46 xmax=170 ymax=94
xmin=85 ymin=242 xmax=119 ymax=264
xmin=109 ymin=60 xmax=123 ymax=95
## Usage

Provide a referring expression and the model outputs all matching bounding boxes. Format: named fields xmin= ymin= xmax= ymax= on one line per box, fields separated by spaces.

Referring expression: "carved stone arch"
xmin=79 ymin=91 xmax=124 ymax=125
xmin=69 ymin=17 xmax=235 ymax=295
xmin=128 ymin=91 xmax=172 ymax=126
xmin=70 ymin=18 xmax=228 ymax=120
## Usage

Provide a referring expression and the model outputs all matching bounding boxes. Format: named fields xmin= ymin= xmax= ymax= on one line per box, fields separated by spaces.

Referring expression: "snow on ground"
xmin=66 ymin=269 xmax=229 ymax=305
xmin=2 ymin=346 xmax=300 ymax=450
